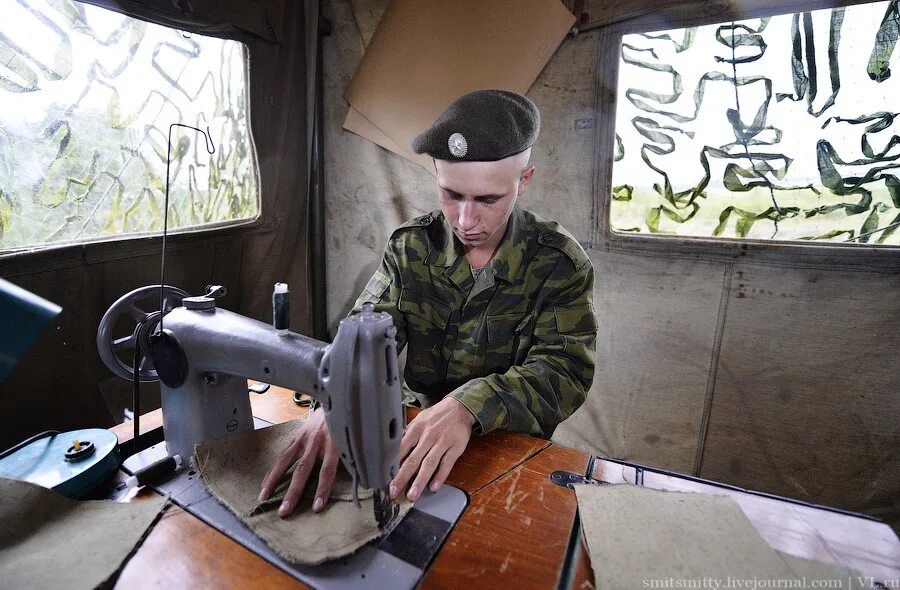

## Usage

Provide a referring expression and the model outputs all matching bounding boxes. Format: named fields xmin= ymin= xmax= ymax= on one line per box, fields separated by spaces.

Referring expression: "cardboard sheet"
xmin=0 ymin=477 xmax=167 ymax=590
xmin=344 ymin=106 xmax=432 ymax=170
xmin=343 ymin=0 xmax=575 ymax=167
xmin=194 ymin=419 xmax=412 ymax=566
xmin=574 ymin=484 xmax=861 ymax=589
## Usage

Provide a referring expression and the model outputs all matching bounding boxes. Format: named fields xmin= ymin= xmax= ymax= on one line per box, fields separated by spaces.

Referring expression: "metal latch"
xmin=549 ymin=470 xmax=604 ymax=489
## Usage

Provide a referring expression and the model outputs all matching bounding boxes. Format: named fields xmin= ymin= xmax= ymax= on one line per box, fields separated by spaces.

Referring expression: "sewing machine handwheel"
xmin=97 ymin=285 xmax=189 ymax=382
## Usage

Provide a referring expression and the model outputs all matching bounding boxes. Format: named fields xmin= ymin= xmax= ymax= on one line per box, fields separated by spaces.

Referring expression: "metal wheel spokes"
xmin=113 ymin=334 xmax=136 ymax=352
xmin=97 ymin=285 xmax=189 ymax=382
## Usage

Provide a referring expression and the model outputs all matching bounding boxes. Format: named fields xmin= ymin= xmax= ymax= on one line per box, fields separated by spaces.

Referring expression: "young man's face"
xmin=434 ymin=151 xmax=535 ymax=249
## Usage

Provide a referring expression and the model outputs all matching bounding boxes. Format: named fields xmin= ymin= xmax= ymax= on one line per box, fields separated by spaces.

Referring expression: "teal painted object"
xmin=0 ymin=428 xmax=120 ymax=498
xmin=0 ymin=278 xmax=62 ymax=382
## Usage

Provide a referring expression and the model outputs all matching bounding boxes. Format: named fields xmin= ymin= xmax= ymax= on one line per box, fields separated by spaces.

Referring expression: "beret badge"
xmin=448 ymin=132 xmax=468 ymax=158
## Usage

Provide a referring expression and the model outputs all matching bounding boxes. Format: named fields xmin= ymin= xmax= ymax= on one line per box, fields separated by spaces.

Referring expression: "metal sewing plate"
xmin=122 ymin=418 xmax=468 ymax=589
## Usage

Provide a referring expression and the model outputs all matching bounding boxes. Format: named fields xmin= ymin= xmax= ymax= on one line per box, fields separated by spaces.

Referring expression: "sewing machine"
xmin=97 ymin=283 xmax=467 ymax=588
xmin=98 ymin=282 xmax=402 ymax=524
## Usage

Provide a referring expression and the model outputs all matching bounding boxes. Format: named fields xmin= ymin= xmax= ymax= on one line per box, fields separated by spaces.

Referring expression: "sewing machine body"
xmin=96 ymin=284 xmax=404 ymax=500
xmin=154 ymin=304 xmax=326 ymax=461
xmin=155 ymin=297 xmax=403 ymax=494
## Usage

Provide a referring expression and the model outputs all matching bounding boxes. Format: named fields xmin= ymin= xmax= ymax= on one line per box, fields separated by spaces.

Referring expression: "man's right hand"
xmin=258 ymin=407 xmax=339 ymax=518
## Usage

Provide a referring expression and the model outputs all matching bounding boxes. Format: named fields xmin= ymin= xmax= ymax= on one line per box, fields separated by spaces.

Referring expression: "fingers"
xmin=278 ymin=448 xmax=316 ymax=517
xmin=428 ymin=444 xmax=465 ymax=493
xmin=259 ymin=436 xmax=303 ymax=501
xmin=398 ymin=421 xmax=421 ymax=463
xmin=407 ymin=443 xmax=446 ymax=501
xmin=390 ymin=402 xmax=474 ymax=501
xmin=273 ymin=409 xmax=336 ymax=518
xmin=390 ymin=423 xmax=424 ymax=499
xmin=390 ymin=433 xmax=429 ymax=500
xmin=312 ymin=440 xmax=339 ymax=513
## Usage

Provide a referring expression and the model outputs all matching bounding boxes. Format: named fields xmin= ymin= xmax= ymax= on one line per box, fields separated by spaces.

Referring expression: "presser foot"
xmin=373 ymin=486 xmax=400 ymax=533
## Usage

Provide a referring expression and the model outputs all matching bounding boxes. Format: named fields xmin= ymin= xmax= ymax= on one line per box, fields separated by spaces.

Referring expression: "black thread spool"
xmin=273 ymin=283 xmax=290 ymax=335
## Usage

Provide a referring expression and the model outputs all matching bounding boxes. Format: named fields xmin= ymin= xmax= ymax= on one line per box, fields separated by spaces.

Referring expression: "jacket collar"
xmin=426 ymin=206 xmax=526 ymax=286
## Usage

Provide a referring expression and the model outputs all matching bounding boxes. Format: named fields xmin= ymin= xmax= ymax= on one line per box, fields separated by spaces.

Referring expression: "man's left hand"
xmin=390 ymin=397 xmax=475 ymax=502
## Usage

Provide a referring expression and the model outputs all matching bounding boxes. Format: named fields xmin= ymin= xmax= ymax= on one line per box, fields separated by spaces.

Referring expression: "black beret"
xmin=412 ymin=89 xmax=540 ymax=162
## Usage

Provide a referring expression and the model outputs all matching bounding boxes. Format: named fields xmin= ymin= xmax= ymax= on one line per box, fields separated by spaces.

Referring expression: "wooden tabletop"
xmin=113 ymin=384 xmax=589 ymax=589
xmin=109 ymin=384 xmax=898 ymax=589
xmin=424 ymin=443 xmax=588 ymax=589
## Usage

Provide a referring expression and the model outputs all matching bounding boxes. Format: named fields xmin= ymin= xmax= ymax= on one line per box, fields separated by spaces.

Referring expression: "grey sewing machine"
xmin=97 ymin=284 xmax=467 ymax=588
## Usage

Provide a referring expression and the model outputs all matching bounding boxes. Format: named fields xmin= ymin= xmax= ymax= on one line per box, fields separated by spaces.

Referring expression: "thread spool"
xmin=273 ymin=283 xmax=290 ymax=335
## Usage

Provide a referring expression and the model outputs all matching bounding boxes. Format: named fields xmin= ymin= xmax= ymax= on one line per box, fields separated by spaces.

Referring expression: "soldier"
xmin=260 ymin=89 xmax=597 ymax=517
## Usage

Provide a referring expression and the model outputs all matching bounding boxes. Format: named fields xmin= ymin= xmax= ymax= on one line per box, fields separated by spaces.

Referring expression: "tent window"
xmin=0 ymin=1 xmax=259 ymax=254
xmin=610 ymin=0 xmax=900 ymax=245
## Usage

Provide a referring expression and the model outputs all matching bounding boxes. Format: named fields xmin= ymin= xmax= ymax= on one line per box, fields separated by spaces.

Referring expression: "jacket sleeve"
xmin=448 ymin=258 xmax=597 ymax=438
xmin=350 ymin=241 xmax=406 ymax=350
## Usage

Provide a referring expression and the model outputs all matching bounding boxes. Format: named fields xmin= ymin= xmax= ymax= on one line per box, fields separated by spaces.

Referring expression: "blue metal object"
xmin=0 ymin=278 xmax=62 ymax=382
xmin=0 ymin=428 xmax=120 ymax=498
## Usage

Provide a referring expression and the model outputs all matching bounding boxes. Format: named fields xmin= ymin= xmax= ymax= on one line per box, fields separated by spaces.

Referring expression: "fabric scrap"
xmin=0 ymin=477 xmax=167 ymax=590
xmin=575 ymin=484 xmax=821 ymax=588
xmin=194 ymin=419 xmax=411 ymax=565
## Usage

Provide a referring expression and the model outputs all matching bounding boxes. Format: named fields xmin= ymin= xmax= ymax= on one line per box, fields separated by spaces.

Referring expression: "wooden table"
xmin=109 ymin=385 xmax=899 ymax=589
xmin=110 ymin=385 xmax=591 ymax=589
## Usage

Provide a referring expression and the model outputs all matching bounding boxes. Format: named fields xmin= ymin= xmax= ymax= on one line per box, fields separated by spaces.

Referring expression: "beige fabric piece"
xmin=0 ymin=477 xmax=167 ymax=590
xmin=194 ymin=419 xmax=411 ymax=566
xmin=574 ymin=484 xmax=828 ymax=588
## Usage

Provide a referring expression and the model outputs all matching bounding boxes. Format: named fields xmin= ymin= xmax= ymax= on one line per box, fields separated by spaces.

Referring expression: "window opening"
xmin=0 ymin=0 xmax=259 ymax=253
xmin=610 ymin=1 xmax=900 ymax=245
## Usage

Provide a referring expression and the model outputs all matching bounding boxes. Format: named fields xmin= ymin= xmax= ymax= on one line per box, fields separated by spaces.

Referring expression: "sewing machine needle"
xmin=373 ymin=486 xmax=399 ymax=533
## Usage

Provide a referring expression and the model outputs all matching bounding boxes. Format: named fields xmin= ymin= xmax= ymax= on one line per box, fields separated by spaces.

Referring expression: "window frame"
xmin=0 ymin=6 xmax=272 ymax=269
xmin=592 ymin=0 xmax=900 ymax=270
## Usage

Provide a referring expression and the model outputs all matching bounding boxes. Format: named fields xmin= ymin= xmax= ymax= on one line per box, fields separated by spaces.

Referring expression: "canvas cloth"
xmin=194 ymin=419 xmax=411 ymax=565
xmin=574 ymin=484 xmax=862 ymax=589
xmin=0 ymin=477 xmax=167 ymax=590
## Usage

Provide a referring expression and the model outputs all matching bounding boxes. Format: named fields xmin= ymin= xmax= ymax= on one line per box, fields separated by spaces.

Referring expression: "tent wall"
xmin=323 ymin=0 xmax=899 ymax=529
xmin=0 ymin=0 xmax=319 ymax=447
xmin=556 ymin=255 xmax=900 ymax=527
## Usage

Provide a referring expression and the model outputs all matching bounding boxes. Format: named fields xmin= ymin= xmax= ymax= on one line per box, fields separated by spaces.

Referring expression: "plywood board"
xmin=343 ymin=0 xmax=575 ymax=165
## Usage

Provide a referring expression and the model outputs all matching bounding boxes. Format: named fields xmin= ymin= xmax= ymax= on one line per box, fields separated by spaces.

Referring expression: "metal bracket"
xmin=549 ymin=470 xmax=604 ymax=489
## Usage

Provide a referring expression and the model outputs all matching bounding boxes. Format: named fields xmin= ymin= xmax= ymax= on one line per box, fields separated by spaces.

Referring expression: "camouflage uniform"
xmin=353 ymin=206 xmax=596 ymax=438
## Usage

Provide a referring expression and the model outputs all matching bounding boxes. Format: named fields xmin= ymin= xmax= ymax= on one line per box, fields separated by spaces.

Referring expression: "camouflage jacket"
xmin=352 ymin=206 xmax=596 ymax=438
